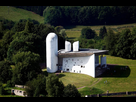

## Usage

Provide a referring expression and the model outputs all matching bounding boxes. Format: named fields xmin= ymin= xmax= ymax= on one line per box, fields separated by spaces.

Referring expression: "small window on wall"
xmin=67 ymin=69 xmax=69 ymax=71
xmin=74 ymin=70 xmax=75 ymax=72
xmin=79 ymin=70 xmax=81 ymax=73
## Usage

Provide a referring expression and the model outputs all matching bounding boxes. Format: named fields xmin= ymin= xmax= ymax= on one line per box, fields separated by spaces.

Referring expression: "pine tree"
xmin=24 ymin=20 xmax=34 ymax=33
xmin=99 ymin=26 xmax=107 ymax=39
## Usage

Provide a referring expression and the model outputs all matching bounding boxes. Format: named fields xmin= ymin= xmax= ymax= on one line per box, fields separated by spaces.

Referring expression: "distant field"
xmin=66 ymin=30 xmax=81 ymax=41
xmin=0 ymin=6 xmax=44 ymax=23
xmin=65 ymin=23 xmax=136 ymax=40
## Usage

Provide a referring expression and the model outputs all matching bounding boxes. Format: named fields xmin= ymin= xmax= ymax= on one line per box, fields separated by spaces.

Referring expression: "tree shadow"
xmin=68 ymin=37 xmax=76 ymax=40
xmin=55 ymin=73 xmax=66 ymax=78
xmin=64 ymin=25 xmax=77 ymax=29
xmin=42 ymin=70 xmax=48 ymax=76
xmin=96 ymin=65 xmax=131 ymax=78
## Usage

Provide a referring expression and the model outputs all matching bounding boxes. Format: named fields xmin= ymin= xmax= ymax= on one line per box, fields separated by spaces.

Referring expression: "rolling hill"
xmin=65 ymin=23 xmax=136 ymax=40
xmin=0 ymin=6 xmax=44 ymax=23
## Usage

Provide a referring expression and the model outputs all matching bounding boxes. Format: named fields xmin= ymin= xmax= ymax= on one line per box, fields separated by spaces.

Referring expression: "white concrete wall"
xmin=101 ymin=56 xmax=107 ymax=67
xmin=62 ymin=54 xmax=95 ymax=77
xmin=11 ymin=89 xmax=27 ymax=97
xmin=65 ymin=41 xmax=71 ymax=52
xmin=73 ymin=41 xmax=79 ymax=51
xmin=46 ymin=33 xmax=58 ymax=73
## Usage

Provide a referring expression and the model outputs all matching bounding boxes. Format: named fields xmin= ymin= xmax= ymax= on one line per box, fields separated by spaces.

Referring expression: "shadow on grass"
xmin=57 ymin=74 xmax=66 ymax=78
xmin=68 ymin=37 xmax=76 ymax=40
xmin=64 ymin=25 xmax=77 ymax=29
xmin=96 ymin=65 xmax=131 ymax=78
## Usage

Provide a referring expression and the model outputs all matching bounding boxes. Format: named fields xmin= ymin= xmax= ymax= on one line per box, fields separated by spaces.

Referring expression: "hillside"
xmin=65 ymin=23 xmax=136 ymax=40
xmin=0 ymin=6 xmax=44 ymax=23
xmin=58 ymin=55 xmax=136 ymax=96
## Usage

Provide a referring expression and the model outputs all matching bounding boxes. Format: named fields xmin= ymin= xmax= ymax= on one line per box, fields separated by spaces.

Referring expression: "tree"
xmin=99 ymin=26 xmax=107 ymax=39
xmin=43 ymin=6 xmax=63 ymax=26
xmin=25 ymin=74 xmax=47 ymax=97
xmin=63 ymin=84 xmax=81 ymax=97
xmin=55 ymin=26 xmax=64 ymax=33
xmin=7 ymin=31 xmax=44 ymax=62
xmin=130 ymin=27 xmax=136 ymax=59
xmin=46 ymin=74 xmax=64 ymax=97
xmin=59 ymin=29 xmax=67 ymax=39
xmin=24 ymin=20 xmax=34 ymax=33
xmin=115 ymin=28 xmax=132 ymax=58
xmin=0 ymin=61 xmax=12 ymax=83
xmin=104 ymin=28 xmax=116 ymax=56
xmin=0 ymin=22 xmax=4 ymax=39
xmin=0 ymin=31 xmax=15 ymax=59
xmin=12 ymin=51 xmax=41 ymax=85
xmin=0 ymin=82 xmax=5 ymax=95
xmin=81 ymin=27 xmax=96 ymax=39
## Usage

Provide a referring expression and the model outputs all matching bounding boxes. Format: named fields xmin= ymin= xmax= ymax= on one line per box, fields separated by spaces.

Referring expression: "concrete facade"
xmin=46 ymin=33 xmax=108 ymax=78
xmin=46 ymin=33 xmax=58 ymax=73
xmin=62 ymin=54 xmax=96 ymax=77
xmin=11 ymin=89 xmax=27 ymax=97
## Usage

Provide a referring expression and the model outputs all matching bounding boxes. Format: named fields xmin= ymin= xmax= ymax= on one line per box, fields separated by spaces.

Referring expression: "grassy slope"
xmin=58 ymin=55 xmax=136 ymax=96
xmin=65 ymin=23 xmax=136 ymax=40
xmin=0 ymin=6 xmax=44 ymax=23
xmin=78 ymin=55 xmax=136 ymax=96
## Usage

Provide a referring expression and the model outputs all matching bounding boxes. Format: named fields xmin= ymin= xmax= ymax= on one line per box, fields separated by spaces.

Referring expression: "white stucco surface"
xmin=62 ymin=54 xmax=95 ymax=77
xmin=73 ymin=41 xmax=79 ymax=51
xmin=65 ymin=41 xmax=71 ymax=52
xmin=46 ymin=33 xmax=58 ymax=73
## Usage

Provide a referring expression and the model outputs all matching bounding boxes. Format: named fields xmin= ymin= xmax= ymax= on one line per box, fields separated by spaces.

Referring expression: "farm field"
xmin=65 ymin=23 xmax=136 ymax=40
xmin=58 ymin=55 xmax=136 ymax=96
xmin=0 ymin=6 xmax=44 ymax=23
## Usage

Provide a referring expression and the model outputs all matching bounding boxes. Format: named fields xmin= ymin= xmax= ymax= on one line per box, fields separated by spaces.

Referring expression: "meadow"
xmin=58 ymin=55 xmax=136 ymax=96
xmin=65 ymin=23 xmax=136 ymax=41
xmin=0 ymin=6 xmax=44 ymax=23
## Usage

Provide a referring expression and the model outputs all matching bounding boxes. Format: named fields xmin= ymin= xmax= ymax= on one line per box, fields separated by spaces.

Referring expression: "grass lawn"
xmin=57 ymin=55 xmax=136 ymax=96
xmin=59 ymin=72 xmax=97 ymax=88
xmin=78 ymin=55 xmax=136 ymax=96
xmin=65 ymin=23 xmax=136 ymax=41
xmin=0 ymin=6 xmax=44 ymax=23
xmin=65 ymin=30 xmax=81 ymax=40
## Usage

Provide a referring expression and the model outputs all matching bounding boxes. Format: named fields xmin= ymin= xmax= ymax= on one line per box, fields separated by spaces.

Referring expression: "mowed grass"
xmin=65 ymin=30 xmax=81 ymax=40
xmin=65 ymin=23 xmax=136 ymax=40
xmin=83 ymin=55 xmax=136 ymax=96
xmin=0 ymin=6 xmax=44 ymax=23
xmin=58 ymin=55 xmax=136 ymax=96
xmin=59 ymin=72 xmax=97 ymax=88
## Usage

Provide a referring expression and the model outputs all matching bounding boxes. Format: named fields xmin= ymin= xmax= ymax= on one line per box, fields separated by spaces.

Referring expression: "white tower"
xmin=73 ymin=41 xmax=79 ymax=51
xmin=65 ymin=41 xmax=71 ymax=52
xmin=46 ymin=33 xmax=58 ymax=73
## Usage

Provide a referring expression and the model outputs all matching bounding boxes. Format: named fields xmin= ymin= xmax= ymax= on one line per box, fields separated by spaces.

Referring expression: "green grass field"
xmin=58 ymin=55 xmax=136 ymax=96
xmin=65 ymin=23 xmax=136 ymax=40
xmin=0 ymin=6 xmax=44 ymax=23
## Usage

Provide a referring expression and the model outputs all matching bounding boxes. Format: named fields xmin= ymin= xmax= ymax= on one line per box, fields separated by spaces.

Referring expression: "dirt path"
xmin=77 ymin=78 xmax=102 ymax=89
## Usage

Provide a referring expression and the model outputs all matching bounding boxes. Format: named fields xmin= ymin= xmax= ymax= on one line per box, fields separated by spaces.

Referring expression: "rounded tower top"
xmin=46 ymin=32 xmax=58 ymax=42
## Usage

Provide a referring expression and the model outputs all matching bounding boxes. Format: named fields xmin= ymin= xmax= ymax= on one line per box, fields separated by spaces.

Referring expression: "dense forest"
xmin=13 ymin=6 xmax=136 ymax=26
